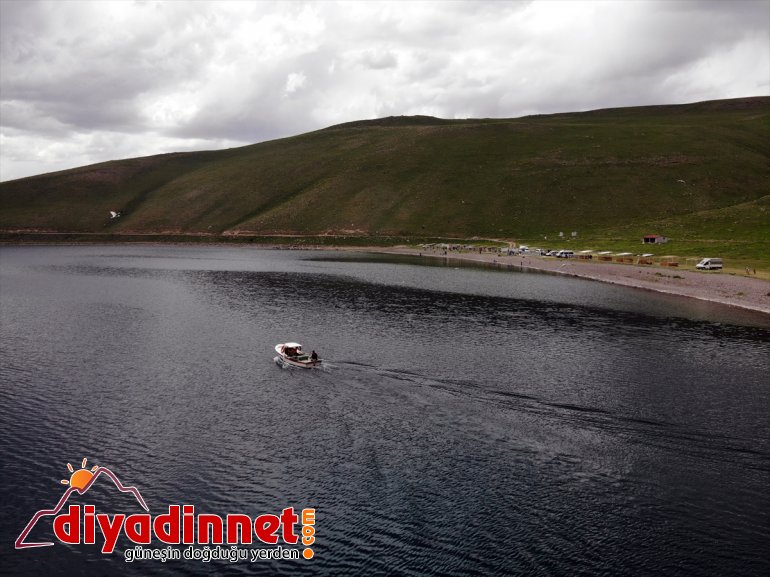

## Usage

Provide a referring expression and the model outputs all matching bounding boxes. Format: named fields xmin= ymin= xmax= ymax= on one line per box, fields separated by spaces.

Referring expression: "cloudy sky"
xmin=1 ymin=0 xmax=768 ymax=181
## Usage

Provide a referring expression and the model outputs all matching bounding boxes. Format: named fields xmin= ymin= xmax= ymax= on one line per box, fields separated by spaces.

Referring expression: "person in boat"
xmin=310 ymin=350 xmax=318 ymax=362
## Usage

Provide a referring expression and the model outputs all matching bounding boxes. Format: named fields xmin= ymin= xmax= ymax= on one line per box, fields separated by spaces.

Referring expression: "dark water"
xmin=1 ymin=245 xmax=769 ymax=577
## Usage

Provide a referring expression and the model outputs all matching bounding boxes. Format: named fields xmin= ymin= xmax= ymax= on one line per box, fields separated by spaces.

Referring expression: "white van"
xmin=696 ymin=258 xmax=723 ymax=270
xmin=556 ymin=250 xmax=574 ymax=258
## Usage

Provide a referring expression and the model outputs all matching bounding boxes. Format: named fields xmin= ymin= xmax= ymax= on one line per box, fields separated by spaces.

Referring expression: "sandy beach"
xmin=363 ymin=246 xmax=770 ymax=315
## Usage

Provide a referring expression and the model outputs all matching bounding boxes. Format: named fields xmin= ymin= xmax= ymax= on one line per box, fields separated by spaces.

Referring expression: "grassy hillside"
xmin=1 ymin=97 xmax=768 ymax=252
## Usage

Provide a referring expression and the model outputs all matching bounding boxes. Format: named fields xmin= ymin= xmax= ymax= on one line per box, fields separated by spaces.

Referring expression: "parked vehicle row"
xmin=425 ymin=243 xmax=726 ymax=271
xmin=538 ymin=249 xmax=574 ymax=258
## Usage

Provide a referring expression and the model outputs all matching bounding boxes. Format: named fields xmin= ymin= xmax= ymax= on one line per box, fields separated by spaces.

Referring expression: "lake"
xmin=1 ymin=245 xmax=769 ymax=576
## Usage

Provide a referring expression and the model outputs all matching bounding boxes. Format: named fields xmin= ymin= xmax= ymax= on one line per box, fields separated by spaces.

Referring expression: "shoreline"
xmin=358 ymin=246 xmax=770 ymax=315
xmin=2 ymin=240 xmax=769 ymax=315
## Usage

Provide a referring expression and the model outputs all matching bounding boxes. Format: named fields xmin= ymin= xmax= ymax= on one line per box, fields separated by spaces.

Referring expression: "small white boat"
xmin=274 ymin=342 xmax=321 ymax=369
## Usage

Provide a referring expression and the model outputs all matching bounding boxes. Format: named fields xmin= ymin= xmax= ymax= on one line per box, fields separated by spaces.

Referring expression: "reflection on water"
xmin=1 ymin=245 xmax=769 ymax=577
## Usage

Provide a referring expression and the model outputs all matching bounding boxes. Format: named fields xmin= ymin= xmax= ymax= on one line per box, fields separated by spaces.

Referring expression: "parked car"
xmin=696 ymin=258 xmax=723 ymax=270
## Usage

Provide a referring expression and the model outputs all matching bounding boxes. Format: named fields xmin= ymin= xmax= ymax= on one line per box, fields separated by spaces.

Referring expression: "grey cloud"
xmin=2 ymin=0 xmax=217 ymax=131
xmin=357 ymin=49 xmax=398 ymax=70
xmin=166 ymin=45 xmax=339 ymax=143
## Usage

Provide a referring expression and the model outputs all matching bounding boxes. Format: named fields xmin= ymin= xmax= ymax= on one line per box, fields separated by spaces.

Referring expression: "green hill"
xmin=1 ymin=97 xmax=768 ymax=257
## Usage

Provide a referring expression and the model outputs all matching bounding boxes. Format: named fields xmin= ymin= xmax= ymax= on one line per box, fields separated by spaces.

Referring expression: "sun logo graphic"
xmin=15 ymin=457 xmax=149 ymax=550
xmin=61 ymin=457 xmax=98 ymax=490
